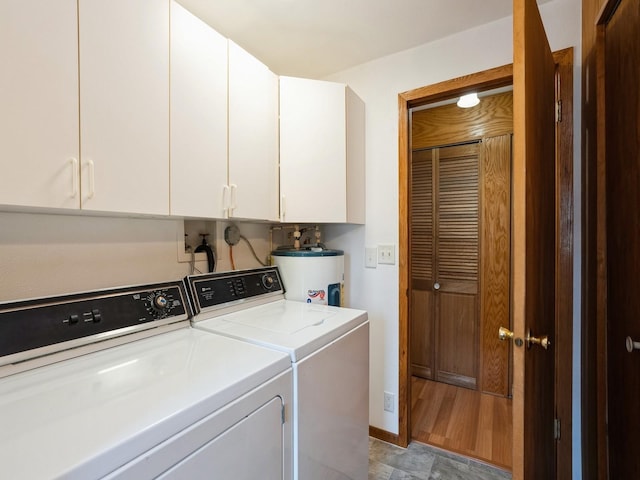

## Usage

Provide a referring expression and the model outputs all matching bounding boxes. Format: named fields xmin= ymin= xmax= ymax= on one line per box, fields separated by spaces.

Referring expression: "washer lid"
xmin=0 ymin=328 xmax=290 ymax=480
xmin=193 ymin=299 xmax=368 ymax=361
xmin=226 ymin=303 xmax=337 ymax=334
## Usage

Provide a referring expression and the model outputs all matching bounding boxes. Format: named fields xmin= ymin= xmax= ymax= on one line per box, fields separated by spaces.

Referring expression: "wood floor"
xmin=411 ymin=376 xmax=512 ymax=470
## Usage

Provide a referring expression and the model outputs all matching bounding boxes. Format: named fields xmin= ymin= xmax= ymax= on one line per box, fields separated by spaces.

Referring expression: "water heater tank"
xmin=271 ymin=247 xmax=344 ymax=306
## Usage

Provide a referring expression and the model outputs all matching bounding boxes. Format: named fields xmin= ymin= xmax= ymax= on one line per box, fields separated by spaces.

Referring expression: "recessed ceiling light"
xmin=457 ymin=93 xmax=480 ymax=108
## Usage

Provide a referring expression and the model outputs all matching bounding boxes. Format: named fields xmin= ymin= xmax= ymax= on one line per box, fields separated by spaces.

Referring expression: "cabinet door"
xmin=279 ymin=77 xmax=347 ymax=223
xmin=228 ymin=41 xmax=279 ymax=221
xmin=79 ymin=0 xmax=169 ymax=215
xmin=0 ymin=0 xmax=79 ymax=209
xmin=170 ymin=1 xmax=228 ymax=218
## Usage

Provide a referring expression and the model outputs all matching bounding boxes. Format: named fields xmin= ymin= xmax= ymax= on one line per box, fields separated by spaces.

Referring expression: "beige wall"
xmin=0 ymin=211 xmax=189 ymax=301
xmin=0 ymin=211 xmax=276 ymax=301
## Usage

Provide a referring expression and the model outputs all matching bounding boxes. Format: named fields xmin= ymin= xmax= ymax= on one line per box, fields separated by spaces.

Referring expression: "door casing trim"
xmin=391 ymin=49 xmax=574 ymax=478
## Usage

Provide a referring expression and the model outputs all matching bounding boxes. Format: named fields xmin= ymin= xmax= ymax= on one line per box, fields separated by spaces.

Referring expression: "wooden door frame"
xmin=395 ymin=48 xmax=574 ymax=476
xmin=593 ymin=0 xmax=630 ymax=477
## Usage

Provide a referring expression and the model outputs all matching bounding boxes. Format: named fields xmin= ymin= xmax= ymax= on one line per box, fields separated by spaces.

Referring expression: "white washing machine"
xmin=187 ymin=267 xmax=370 ymax=480
xmin=0 ymin=280 xmax=292 ymax=480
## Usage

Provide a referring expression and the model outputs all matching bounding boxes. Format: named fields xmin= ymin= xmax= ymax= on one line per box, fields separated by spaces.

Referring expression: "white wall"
xmin=323 ymin=0 xmax=582 ymax=445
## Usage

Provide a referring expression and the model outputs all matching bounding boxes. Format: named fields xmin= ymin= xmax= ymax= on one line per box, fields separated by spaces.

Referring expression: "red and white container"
xmin=271 ymin=247 xmax=344 ymax=306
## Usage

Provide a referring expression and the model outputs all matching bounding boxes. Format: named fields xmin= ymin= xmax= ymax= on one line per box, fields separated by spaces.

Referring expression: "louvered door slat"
xmin=438 ymin=147 xmax=479 ymax=282
xmin=410 ymin=149 xmax=433 ymax=283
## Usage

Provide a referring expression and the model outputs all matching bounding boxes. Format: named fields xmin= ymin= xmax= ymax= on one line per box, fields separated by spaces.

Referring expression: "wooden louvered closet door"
xmin=411 ymin=142 xmax=479 ymax=389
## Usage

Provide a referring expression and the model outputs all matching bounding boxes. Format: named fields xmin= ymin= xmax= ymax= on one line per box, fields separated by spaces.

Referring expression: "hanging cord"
xmin=229 ymin=245 xmax=236 ymax=270
xmin=185 ymin=245 xmax=203 ymax=275
xmin=228 ymin=236 xmax=266 ymax=269
xmin=194 ymin=234 xmax=216 ymax=272
xmin=184 ymin=235 xmax=203 ymax=275
xmin=240 ymin=235 xmax=267 ymax=267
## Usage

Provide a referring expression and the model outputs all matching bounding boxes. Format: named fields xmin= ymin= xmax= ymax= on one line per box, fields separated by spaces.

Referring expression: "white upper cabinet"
xmin=228 ymin=41 xmax=279 ymax=222
xmin=279 ymin=77 xmax=365 ymax=224
xmin=0 ymin=0 xmax=80 ymax=209
xmin=79 ymin=0 xmax=170 ymax=215
xmin=0 ymin=3 xmax=364 ymax=224
xmin=170 ymin=1 xmax=228 ymax=219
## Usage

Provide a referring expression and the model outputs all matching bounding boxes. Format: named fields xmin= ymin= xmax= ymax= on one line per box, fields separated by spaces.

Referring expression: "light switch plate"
xmin=365 ymin=247 xmax=377 ymax=268
xmin=378 ymin=245 xmax=395 ymax=265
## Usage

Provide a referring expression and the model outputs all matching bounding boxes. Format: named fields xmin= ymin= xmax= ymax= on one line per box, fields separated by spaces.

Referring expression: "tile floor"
xmin=369 ymin=437 xmax=512 ymax=480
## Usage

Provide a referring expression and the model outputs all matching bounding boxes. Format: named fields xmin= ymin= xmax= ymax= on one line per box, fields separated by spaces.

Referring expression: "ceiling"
xmin=177 ymin=0 xmax=553 ymax=79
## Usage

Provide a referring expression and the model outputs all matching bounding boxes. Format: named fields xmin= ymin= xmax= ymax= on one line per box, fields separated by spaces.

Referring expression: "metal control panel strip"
xmin=0 ymin=281 xmax=191 ymax=369
xmin=186 ymin=267 xmax=285 ymax=315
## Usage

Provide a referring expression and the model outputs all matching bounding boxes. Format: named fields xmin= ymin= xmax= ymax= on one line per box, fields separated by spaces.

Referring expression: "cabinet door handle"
xmin=280 ymin=195 xmax=286 ymax=222
xmin=87 ymin=159 xmax=95 ymax=199
xmin=222 ymin=185 xmax=230 ymax=217
xmin=69 ymin=157 xmax=78 ymax=198
xmin=229 ymin=184 xmax=238 ymax=215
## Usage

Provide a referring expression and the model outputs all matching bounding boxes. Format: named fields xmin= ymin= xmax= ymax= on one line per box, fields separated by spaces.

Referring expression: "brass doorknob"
xmin=526 ymin=329 xmax=551 ymax=350
xmin=498 ymin=326 xmax=514 ymax=341
xmin=499 ymin=326 xmax=524 ymax=347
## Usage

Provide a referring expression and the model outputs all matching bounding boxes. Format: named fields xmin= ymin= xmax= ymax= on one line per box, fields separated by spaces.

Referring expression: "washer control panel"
xmin=0 ymin=281 xmax=190 ymax=360
xmin=187 ymin=267 xmax=284 ymax=312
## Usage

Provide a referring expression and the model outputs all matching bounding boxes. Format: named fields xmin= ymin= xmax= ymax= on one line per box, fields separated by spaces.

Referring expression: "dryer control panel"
xmin=0 ymin=281 xmax=191 ymax=367
xmin=187 ymin=267 xmax=284 ymax=312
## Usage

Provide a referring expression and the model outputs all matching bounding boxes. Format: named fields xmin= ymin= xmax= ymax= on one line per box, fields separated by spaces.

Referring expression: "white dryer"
xmin=187 ymin=267 xmax=370 ymax=480
xmin=0 ymin=280 xmax=292 ymax=480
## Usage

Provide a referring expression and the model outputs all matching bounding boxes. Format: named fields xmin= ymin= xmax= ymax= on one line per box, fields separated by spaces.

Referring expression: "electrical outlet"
xmin=224 ymin=225 xmax=240 ymax=246
xmin=365 ymin=247 xmax=377 ymax=268
xmin=384 ymin=392 xmax=394 ymax=412
xmin=378 ymin=245 xmax=396 ymax=265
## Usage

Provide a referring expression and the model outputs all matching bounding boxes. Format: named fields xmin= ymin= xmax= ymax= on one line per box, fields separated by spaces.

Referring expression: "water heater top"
xmin=271 ymin=247 xmax=343 ymax=257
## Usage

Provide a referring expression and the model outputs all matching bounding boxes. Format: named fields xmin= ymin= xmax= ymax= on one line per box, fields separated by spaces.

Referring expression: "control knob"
xmin=154 ymin=294 xmax=168 ymax=310
xmin=146 ymin=290 xmax=173 ymax=319
xmin=262 ymin=273 xmax=276 ymax=290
